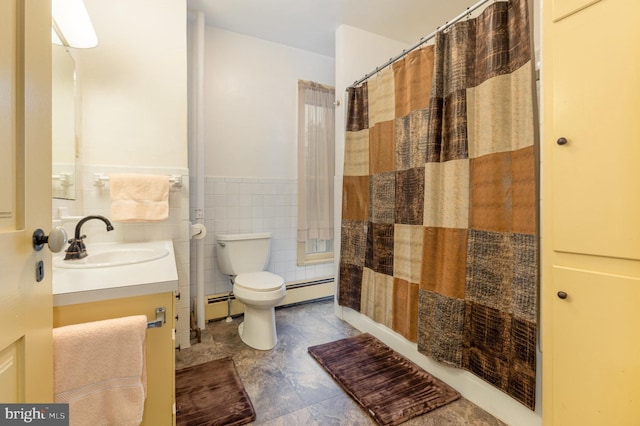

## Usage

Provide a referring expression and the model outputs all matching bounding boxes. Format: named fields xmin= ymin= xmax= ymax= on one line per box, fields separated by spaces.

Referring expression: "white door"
xmin=0 ymin=0 xmax=53 ymax=402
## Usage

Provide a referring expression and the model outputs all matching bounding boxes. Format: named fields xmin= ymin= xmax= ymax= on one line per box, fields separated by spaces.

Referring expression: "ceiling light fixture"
xmin=51 ymin=0 xmax=98 ymax=49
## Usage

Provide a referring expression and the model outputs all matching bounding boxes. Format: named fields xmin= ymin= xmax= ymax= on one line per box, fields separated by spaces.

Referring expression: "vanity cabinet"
xmin=53 ymin=292 xmax=176 ymax=426
xmin=542 ymin=0 xmax=640 ymax=424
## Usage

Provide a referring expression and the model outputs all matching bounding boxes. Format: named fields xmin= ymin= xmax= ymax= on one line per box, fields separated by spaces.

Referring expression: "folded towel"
xmin=53 ymin=315 xmax=148 ymax=426
xmin=110 ymin=174 xmax=169 ymax=222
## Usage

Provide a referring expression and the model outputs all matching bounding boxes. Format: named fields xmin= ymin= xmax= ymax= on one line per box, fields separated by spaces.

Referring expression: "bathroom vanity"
xmin=53 ymin=240 xmax=179 ymax=426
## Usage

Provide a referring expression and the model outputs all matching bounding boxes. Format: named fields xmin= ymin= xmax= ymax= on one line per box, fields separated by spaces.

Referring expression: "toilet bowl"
xmin=215 ymin=232 xmax=286 ymax=350
xmin=233 ymin=271 xmax=286 ymax=350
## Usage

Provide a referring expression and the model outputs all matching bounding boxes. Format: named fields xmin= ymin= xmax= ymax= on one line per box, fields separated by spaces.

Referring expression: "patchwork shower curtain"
xmin=339 ymin=0 xmax=537 ymax=410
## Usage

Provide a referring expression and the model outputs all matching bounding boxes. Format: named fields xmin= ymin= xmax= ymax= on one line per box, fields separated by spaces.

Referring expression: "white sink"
xmin=52 ymin=240 xmax=179 ymax=306
xmin=54 ymin=247 xmax=169 ymax=269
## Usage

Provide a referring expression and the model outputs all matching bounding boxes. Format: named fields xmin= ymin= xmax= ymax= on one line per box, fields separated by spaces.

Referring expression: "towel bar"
xmin=147 ymin=307 xmax=166 ymax=328
xmin=52 ymin=172 xmax=74 ymax=187
xmin=93 ymin=173 xmax=183 ymax=188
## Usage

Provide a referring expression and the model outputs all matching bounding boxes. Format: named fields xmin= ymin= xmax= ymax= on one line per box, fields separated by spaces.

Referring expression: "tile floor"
xmin=175 ymin=298 xmax=508 ymax=425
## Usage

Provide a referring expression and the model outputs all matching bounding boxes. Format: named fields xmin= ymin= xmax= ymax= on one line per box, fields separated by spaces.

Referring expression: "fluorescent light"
xmin=51 ymin=0 xmax=98 ymax=49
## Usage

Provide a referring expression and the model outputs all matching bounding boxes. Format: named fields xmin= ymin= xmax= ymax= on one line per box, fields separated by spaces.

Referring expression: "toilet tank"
xmin=215 ymin=232 xmax=271 ymax=275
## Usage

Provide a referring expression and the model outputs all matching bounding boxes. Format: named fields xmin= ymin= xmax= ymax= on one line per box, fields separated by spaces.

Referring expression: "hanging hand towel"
xmin=53 ymin=315 xmax=148 ymax=426
xmin=110 ymin=174 xmax=169 ymax=222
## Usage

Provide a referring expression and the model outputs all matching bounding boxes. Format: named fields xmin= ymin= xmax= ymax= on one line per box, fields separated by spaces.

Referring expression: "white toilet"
xmin=215 ymin=232 xmax=286 ymax=350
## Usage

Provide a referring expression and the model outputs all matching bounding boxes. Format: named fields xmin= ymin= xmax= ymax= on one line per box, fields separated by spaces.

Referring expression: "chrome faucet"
xmin=64 ymin=215 xmax=114 ymax=260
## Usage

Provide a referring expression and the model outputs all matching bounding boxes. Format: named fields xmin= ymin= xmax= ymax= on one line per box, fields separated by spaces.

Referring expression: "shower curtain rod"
xmin=347 ymin=0 xmax=494 ymax=90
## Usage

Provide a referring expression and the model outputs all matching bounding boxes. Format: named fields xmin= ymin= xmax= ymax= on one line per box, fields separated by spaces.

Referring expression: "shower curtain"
xmin=339 ymin=0 xmax=537 ymax=410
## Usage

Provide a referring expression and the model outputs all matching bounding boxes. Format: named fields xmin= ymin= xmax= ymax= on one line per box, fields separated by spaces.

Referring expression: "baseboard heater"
xmin=202 ymin=277 xmax=335 ymax=322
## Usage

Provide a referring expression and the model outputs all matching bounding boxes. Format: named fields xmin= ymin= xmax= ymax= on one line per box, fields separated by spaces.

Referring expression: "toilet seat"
xmin=235 ymin=271 xmax=284 ymax=292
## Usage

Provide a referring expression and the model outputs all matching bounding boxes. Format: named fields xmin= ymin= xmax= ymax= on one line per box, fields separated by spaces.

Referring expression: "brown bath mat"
xmin=176 ymin=356 xmax=255 ymax=426
xmin=308 ymin=333 xmax=461 ymax=426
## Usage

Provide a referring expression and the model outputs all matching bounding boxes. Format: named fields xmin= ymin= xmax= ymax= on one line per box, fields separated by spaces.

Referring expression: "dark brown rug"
xmin=175 ymin=356 xmax=256 ymax=426
xmin=308 ymin=333 xmax=461 ymax=426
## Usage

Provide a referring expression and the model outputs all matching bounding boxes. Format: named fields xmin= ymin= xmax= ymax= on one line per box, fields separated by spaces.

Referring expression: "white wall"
xmin=193 ymin=28 xmax=337 ymax=299
xmin=79 ymin=0 xmax=188 ymax=168
xmin=333 ymin=24 xmax=542 ymax=426
xmin=204 ymin=28 xmax=335 ymax=179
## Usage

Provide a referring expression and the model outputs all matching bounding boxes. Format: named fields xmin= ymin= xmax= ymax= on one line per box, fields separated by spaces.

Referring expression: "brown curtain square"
xmin=395 ymin=109 xmax=430 ymax=171
xmin=340 ymin=220 xmax=368 ymax=267
xmin=346 ymin=83 xmax=369 ymax=132
xmin=393 ymin=278 xmax=419 ymax=341
xmin=512 ymin=233 xmax=537 ymax=322
xmin=469 ymin=151 xmax=512 ymax=233
xmin=365 ymin=223 xmax=394 ymax=276
xmin=420 ymin=227 xmax=468 ymax=299
xmin=465 ymin=229 xmax=514 ymax=313
xmin=470 ymin=148 xmax=535 ymax=234
xmin=464 ymin=302 xmax=510 ymax=356
xmin=395 ymin=167 xmax=425 ymax=225
xmin=418 ymin=290 xmax=465 ymax=366
xmin=393 ymin=46 xmax=434 ymax=118
xmin=370 ymin=172 xmax=396 ymax=224
xmin=342 ymin=175 xmax=369 ymax=221
xmin=338 ymin=263 xmax=363 ymax=311
xmin=511 ymin=146 xmax=536 ymax=235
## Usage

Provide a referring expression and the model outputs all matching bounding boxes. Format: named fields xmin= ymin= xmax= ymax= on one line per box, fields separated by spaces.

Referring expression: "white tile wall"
xmin=191 ymin=176 xmax=334 ymax=298
xmin=52 ymin=164 xmax=192 ymax=349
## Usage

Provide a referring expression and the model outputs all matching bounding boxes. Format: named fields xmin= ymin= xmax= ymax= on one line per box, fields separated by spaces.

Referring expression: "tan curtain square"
xmin=423 ymin=159 xmax=469 ymax=229
xmin=393 ymin=224 xmax=424 ymax=284
xmin=369 ymin=120 xmax=395 ymax=174
xmin=467 ymin=65 xmax=535 ymax=159
xmin=361 ymin=268 xmax=394 ymax=329
xmin=368 ymin=67 xmax=395 ymax=126
xmin=344 ymin=129 xmax=370 ymax=176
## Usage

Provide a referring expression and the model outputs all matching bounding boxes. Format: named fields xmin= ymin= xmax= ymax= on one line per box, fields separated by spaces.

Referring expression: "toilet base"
xmin=237 ymin=304 xmax=278 ymax=350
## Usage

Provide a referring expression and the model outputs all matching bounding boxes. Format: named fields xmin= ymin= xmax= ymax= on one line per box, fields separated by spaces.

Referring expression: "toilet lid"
xmin=235 ymin=271 xmax=284 ymax=292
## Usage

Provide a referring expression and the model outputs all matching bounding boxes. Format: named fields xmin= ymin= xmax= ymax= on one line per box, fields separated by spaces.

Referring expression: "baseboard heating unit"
xmin=202 ymin=277 xmax=335 ymax=322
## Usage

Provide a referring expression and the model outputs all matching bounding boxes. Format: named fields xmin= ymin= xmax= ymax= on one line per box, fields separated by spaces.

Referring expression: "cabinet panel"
xmin=550 ymin=266 xmax=640 ymax=425
xmin=54 ymin=292 xmax=175 ymax=426
xmin=0 ymin=340 xmax=22 ymax=402
xmin=551 ymin=0 xmax=640 ymax=260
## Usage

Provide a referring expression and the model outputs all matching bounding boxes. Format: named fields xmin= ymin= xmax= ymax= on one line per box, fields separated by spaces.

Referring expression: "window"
xmin=296 ymin=80 xmax=335 ymax=265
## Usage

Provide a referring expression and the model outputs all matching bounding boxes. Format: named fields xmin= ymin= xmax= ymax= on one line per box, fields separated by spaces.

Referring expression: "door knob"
xmin=557 ymin=291 xmax=568 ymax=300
xmin=32 ymin=227 xmax=68 ymax=253
xmin=556 ymin=137 xmax=568 ymax=145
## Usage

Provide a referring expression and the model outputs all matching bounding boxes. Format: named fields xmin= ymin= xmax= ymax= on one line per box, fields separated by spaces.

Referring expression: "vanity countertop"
xmin=53 ymin=240 xmax=178 ymax=306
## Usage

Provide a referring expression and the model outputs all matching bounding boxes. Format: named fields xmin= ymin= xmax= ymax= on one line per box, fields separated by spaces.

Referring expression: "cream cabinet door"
xmin=549 ymin=0 xmax=640 ymax=261
xmin=550 ymin=267 xmax=640 ymax=425
xmin=54 ymin=293 xmax=176 ymax=426
xmin=0 ymin=1 xmax=53 ymax=402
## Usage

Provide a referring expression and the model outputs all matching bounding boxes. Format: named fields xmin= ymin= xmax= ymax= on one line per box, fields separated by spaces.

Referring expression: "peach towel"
xmin=53 ymin=315 xmax=148 ymax=426
xmin=110 ymin=174 xmax=169 ymax=222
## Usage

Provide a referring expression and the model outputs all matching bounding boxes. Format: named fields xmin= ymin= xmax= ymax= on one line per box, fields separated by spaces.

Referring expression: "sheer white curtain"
xmin=297 ymin=80 xmax=335 ymax=243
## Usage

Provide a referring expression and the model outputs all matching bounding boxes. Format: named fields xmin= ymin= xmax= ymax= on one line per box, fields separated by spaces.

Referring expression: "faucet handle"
xmin=32 ymin=226 xmax=68 ymax=253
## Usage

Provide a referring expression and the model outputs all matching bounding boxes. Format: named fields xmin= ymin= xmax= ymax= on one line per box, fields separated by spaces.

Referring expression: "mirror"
xmin=52 ymin=44 xmax=77 ymax=200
